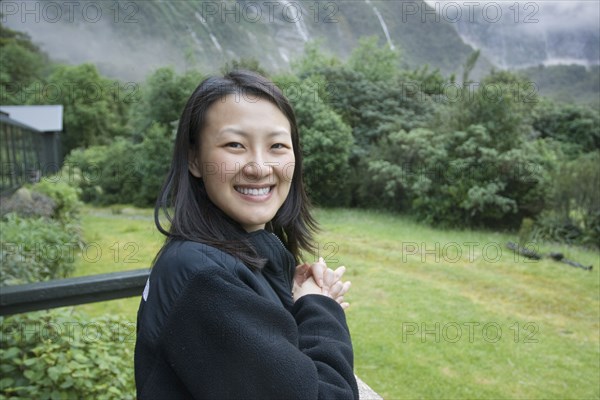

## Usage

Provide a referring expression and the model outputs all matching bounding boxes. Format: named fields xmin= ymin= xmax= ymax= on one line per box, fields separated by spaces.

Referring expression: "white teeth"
xmin=235 ymin=186 xmax=271 ymax=196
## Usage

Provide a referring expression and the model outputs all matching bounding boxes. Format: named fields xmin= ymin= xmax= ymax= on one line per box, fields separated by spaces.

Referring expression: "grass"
xmin=70 ymin=206 xmax=599 ymax=399
xmin=69 ymin=205 xmax=164 ymax=317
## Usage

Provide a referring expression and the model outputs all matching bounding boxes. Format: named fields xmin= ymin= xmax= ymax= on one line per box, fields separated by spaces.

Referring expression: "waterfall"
xmin=194 ymin=12 xmax=223 ymax=52
xmin=279 ymin=47 xmax=290 ymax=63
xmin=364 ymin=0 xmax=395 ymax=50
xmin=278 ymin=0 xmax=309 ymax=42
xmin=499 ymin=23 xmax=508 ymax=69
xmin=542 ymin=27 xmax=551 ymax=62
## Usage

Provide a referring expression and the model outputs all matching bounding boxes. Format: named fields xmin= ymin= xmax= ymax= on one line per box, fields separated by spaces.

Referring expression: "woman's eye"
xmin=226 ymin=142 xmax=244 ymax=149
xmin=272 ymin=143 xmax=288 ymax=149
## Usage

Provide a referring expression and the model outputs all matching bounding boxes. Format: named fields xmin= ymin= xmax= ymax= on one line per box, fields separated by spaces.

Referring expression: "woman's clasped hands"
xmin=292 ymin=257 xmax=352 ymax=310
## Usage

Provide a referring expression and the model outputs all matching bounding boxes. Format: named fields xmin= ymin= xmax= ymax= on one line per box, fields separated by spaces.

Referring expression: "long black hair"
xmin=154 ymin=70 xmax=317 ymax=269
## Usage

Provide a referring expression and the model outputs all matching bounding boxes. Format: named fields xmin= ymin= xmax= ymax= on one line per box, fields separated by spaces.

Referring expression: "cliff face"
xmin=450 ymin=1 xmax=600 ymax=69
xmin=3 ymin=0 xmax=474 ymax=80
xmin=4 ymin=0 xmax=598 ymax=81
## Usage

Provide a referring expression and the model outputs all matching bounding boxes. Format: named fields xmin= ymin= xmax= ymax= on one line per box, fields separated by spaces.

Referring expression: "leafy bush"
xmin=532 ymin=99 xmax=600 ymax=154
xmin=64 ymin=139 xmax=141 ymax=206
xmin=30 ymin=179 xmax=82 ymax=225
xmin=582 ymin=211 xmax=600 ymax=248
xmin=64 ymin=126 xmax=173 ymax=208
xmin=132 ymin=123 xmax=173 ymax=207
xmin=0 ymin=309 xmax=135 ymax=399
xmin=529 ymin=212 xmax=584 ymax=245
xmin=530 ymin=150 xmax=600 ymax=248
xmin=61 ymin=145 xmax=108 ymax=205
xmin=96 ymin=139 xmax=142 ymax=205
xmin=362 ymin=125 xmax=549 ymax=228
xmin=0 ymin=214 xmax=80 ymax=286
xmin=444 ymin=69 xmax=538 ymax=151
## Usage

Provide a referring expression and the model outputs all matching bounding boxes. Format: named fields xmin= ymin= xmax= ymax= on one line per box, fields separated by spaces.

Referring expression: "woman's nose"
xmin=241 ymin=154 xmax=273 ymax=182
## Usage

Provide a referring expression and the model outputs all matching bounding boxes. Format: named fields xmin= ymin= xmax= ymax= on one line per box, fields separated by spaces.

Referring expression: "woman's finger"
xmin=334 ymin=266 xmax=346 ymax=280
xmin=294 ymin=263 xmax=310 ymax=285
xmin=311 ymin=258 xmax=327 ymax=287
xmin=339 ymin=281 xmax=351 ymax=297
xmin=323 ymin=268 xmax=336 ymax=288
xmin=295 ymin=263 xmax=309 ymax=276
xmin=329 ymin=280 xmax=344 ymax=298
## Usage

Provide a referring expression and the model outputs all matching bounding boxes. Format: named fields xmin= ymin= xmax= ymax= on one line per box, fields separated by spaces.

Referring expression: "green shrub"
xmin=582 ymin=211 xmax=600 ymax=248
xmin=361 ymin=125 xmax=549 ymax=228
xmin=532 ymin=99 xmax=600 ymax=154
xmin=532 ymin=150 xmax=600 ymax=248
xmin=0 ymin=309 xmax=135 ymax=399
xmin=62 ymin=145 xmax=108 ymax=205
xmin=531 ymin=212 xmax=583 ymax=244
xmin=63 ymin=139 xmax=141 ymax=206
xmin=0 ymin=214 xmax=80 ymax=286
xmin=29 ymin=179 xmax=82 ymax=225
xmin=64 ymin=123 xmax=175 ymax=208
xmin=98 ymin=139 xmax=141 ymax=205
xmin=132 ymin=123 xmax=173 ymax=207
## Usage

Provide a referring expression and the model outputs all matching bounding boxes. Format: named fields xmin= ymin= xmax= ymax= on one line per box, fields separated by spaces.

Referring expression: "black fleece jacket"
xmin=134 ymin=230 xmax=359 ymax=399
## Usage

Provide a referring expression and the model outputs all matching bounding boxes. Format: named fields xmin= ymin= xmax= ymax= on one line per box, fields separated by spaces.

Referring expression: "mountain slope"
xmin=4 ymin=0 xmax=478 ymax=80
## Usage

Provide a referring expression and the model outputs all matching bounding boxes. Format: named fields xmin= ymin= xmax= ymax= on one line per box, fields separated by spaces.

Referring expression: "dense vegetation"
xmin=519 ymin=64 xmax=600 ymax=109
xmin=2 ymin=20 xmax=598 ymax=247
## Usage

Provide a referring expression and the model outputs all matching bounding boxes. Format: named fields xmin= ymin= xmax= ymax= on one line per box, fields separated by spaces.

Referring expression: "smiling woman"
xmin=187 ymin=94 xmax=296 ymax=233
xmin=134 ymin=70 xmax=358 ymax=399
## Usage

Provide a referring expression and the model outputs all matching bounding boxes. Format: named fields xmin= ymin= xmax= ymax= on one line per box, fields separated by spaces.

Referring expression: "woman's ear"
xmin=188 ymin=152 xmax=202 ymax=178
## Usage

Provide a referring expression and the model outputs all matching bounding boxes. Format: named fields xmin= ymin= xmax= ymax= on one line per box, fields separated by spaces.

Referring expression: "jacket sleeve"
xmin=160 ymin=264 xmax=359 ymax=400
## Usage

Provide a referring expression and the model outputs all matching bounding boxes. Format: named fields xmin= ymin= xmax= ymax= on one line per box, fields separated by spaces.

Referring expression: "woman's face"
xmin=189 ymin=94 xmax=295 ymax=232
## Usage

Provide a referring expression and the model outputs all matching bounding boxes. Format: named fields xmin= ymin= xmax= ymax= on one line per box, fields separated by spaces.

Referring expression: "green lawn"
xmin=69 ymin=205 xmax=164 ymax=317
xmin=71 ymin=206 xmax=600 ymax=399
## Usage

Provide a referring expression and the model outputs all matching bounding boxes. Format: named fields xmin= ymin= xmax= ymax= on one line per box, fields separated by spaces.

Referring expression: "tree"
xmin=275 ymin=75 xmax=353 ymax=207
xmin=133 ymin=123 xmax=174 ymax=206
xmin=291 ymin=39 xmax=341 ymax=77
xmin=363 ymin=125 xmax=549 ymax=228
xmin=399 ymin=64 xmax=453 ymax=96
xmin=64 ymin=138 xmax=139 ymax=205
xmin=34 ymin=64 xmax=127 ymax=154
xmin=0 ymin=23 xmax=48 ymax=104
xmin=439 ymin=68 xmax=538 ymax=152
xmin=347 ymin=36 xmax=399 ymax=83
xmin=128 ymin=67 xmax=203 ymax=140
xmin=220 ymin=57 xmax=269 ymax=77
xmin=532 ymin=99 xmax=600 ymax=154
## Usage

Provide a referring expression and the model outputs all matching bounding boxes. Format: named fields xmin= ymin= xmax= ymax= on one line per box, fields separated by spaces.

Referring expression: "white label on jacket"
xmin=142 ymin=278 xmax=150 ymax=301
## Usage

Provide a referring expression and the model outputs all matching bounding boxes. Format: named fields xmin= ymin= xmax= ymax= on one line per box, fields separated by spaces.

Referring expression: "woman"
xmin=134 ymin=70 xmax=358 ymax=399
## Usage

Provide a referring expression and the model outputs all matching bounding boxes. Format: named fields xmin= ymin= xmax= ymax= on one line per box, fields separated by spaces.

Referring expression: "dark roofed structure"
xmin=0 ymin=105 xmax=64 ymax=194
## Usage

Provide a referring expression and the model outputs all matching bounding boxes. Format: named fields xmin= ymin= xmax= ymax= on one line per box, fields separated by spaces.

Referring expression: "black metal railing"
xmin=0 ymin=113 xmax=42 ymax=195
xmin=0 ymin=269 xmax=149 ymax=316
